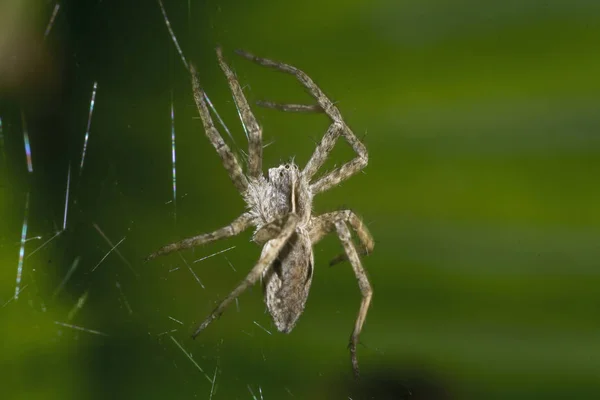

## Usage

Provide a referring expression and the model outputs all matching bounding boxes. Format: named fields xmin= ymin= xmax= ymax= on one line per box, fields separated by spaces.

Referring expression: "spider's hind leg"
xmin=335 ymin=220 xmax=372 ymax=379
xmin=309 ymin=210 xmax=374 ymax=265
xmin=308 ymin=210 xmax=374 ymax=377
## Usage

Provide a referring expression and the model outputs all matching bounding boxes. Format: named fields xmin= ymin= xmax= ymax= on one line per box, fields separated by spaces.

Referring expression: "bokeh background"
xmin=1 ymin=0 xmax=600 ymax=399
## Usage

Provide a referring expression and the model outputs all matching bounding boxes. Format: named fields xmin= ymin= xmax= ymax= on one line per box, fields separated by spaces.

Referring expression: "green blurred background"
xmin=1 ymin=0 xmax=600 ymax=398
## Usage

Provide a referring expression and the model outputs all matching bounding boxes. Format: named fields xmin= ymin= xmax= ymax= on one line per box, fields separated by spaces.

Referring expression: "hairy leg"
xmin=309 ymin=210 xmax=374 ymax=260
xmin=192 ymin=213 xmax=299 ymax=338
xmin=215 ymin=48 xmax=263 ymax=178
xmin=252 ymin=215 xmax=288 ymax=246
xmin=146 ymin=212 xmax=253 ymax=261
xmin=190 ymin=63 xmax=248 ymax=193
xmin=335 ymin=221 xmax=373 ymax=378
xmin=256 ymin=100 xmax=322 ymax=113
xmin=303 ymin=123 xmax=342 ymax=180
xmin=235 ymin=49 xmax=368 ymax=191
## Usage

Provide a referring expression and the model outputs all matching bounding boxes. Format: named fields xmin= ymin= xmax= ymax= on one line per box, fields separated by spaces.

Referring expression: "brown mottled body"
xmin=262 ymin=228 xmax=313 ymax=333
xmin=246 ymin=163 xmax=314 ymax=333
xmin=147 ymin=48 xmax=373 ymax=378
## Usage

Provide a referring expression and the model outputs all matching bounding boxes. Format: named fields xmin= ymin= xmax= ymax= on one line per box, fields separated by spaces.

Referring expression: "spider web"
xmin=0 ymin=1 xmax=373 ymax=399
xmin=3 ymin=1 xmax=598 ymax=399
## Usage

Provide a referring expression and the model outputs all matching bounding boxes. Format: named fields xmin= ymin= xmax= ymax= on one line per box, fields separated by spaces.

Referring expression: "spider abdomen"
xmin=262 ymin=230 xmax=314 ymax=333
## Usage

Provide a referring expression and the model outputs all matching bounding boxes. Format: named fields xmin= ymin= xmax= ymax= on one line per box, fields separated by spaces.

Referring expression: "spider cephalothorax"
xmin=246 ymin=162 xmax=312 ymax=227
xmin=147 ymin=47 xmax=373 ymax=378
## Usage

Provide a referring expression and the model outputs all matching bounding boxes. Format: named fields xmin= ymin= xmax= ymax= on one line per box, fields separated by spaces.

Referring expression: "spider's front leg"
xmin=192 ymin=213 xmax=299 ymax=338
xmin=235 ymin=49 xmax=368 ymax=193
xmin=309 ymin=127 xmax=368 ymax=195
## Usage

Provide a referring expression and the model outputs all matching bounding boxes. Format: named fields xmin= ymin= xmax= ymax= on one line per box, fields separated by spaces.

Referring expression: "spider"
xmin=147 ymin=47 xmax=374 ymax=378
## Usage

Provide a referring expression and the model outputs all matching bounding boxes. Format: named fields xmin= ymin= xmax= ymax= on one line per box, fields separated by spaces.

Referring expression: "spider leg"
xmin=309 ymin=210 xmax=374 ymax=262
xmin=256 ymin=100 xmax=322 ymax=113
xmin=192 ymin=213 xmax=299 ymax=338
xmin=309 ymin=134 xmax=367 ymax=195
xmin=252 ymin=215 xmax=288 ymax=246
xmin=216 ymin=48 xmax=263 ymax=178
xmin=190 ymin=64 xmax=248 ymax=193
xmin=146 ymin=212 xmax=253 ymax=261
xmin=308 ymin=211 xmax=373 ymax=377
xmin=235 ymin=49 xmax=368 ymax=190
xmin=334 ymin=220 xmax=373 ymax=379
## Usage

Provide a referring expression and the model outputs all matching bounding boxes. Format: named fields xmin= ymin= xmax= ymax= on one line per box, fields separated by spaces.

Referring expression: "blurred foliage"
xmin=1 ymin=0 xmax=600 ymax=399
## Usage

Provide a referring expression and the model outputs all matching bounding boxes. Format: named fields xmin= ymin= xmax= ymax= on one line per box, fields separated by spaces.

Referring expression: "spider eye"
xmin=279 ymin=171 xmax=284 ymax=177
xmin=285 ymin=164 xmax=290 ymax=169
